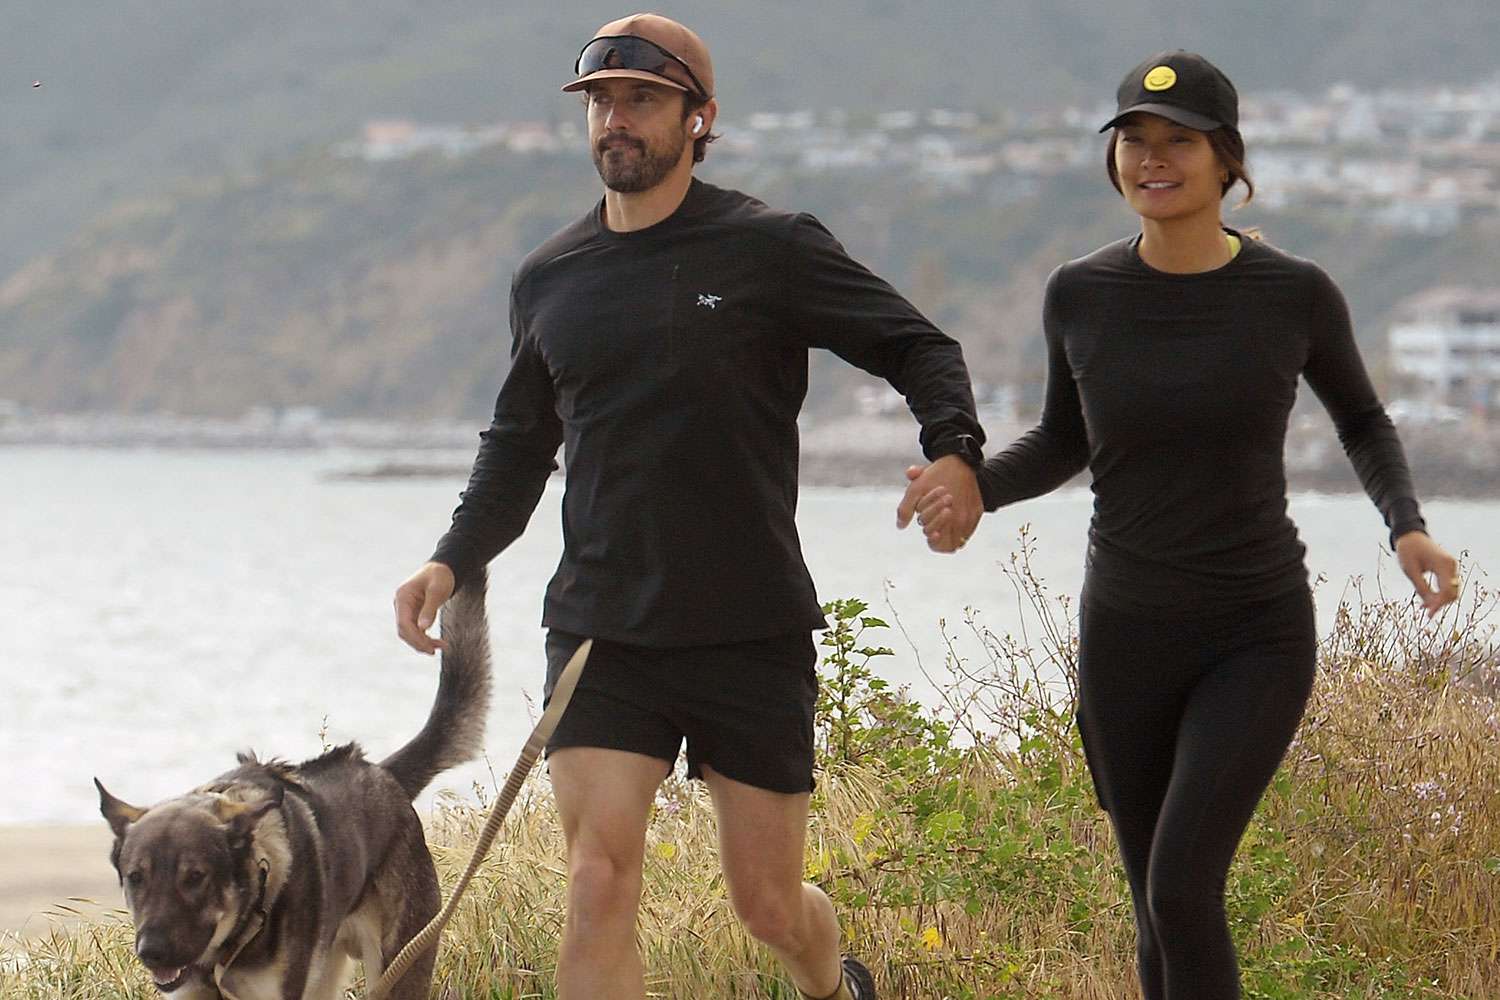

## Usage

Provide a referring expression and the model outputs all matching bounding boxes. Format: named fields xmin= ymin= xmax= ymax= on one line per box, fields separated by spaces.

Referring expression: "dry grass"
xmin=5 ymin=546 xmax=1497 ymax=999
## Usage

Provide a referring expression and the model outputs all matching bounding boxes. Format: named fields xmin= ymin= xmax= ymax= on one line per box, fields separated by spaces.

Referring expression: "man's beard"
xmin=592 ymin=130 xmax=687 ymax=193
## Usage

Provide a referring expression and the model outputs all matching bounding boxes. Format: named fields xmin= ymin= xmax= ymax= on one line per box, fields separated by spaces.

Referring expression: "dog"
xmin=96 ymin=571 xmax=491 ymax=1000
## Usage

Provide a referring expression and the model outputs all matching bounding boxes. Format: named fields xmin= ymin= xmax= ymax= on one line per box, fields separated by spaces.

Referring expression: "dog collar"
xmin=212 ymin=858 xmax=271 ymax=997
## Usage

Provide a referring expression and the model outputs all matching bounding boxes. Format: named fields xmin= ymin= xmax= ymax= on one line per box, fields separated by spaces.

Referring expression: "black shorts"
xmin=542 ymin=629 xmax=818 ymax=794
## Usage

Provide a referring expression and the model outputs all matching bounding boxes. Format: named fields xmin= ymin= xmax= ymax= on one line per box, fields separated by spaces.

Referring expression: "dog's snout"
xmin=135 ymin=929 xmax=172 ymax=967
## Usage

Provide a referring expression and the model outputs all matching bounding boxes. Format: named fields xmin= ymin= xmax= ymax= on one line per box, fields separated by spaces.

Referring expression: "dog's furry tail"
xmin=381 ymin=567 xmax=492 ymax=799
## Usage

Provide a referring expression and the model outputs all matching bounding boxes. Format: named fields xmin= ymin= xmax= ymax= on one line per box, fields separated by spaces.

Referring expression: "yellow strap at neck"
xmin=1226 ymin=232 xmax=1242 ymax=258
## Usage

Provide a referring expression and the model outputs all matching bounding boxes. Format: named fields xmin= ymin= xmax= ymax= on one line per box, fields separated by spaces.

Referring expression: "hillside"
xmin=4 ymin=132 xmax=1498 ymax=420
xmin=6 ymin=0 xmax=1499 ymax=280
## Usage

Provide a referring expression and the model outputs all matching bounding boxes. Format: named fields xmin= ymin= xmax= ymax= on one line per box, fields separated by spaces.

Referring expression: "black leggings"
xmin=1077 ymin=585 xmax=1316 ymax=1000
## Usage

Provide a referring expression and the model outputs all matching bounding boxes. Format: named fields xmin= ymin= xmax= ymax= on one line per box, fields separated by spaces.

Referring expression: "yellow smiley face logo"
xmin=1143 ymin=65 xmax=1177 ymax=92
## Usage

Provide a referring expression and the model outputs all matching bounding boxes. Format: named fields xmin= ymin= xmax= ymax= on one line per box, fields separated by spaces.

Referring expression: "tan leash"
xmin=368 ymin=637 xmax=594 ymax=1000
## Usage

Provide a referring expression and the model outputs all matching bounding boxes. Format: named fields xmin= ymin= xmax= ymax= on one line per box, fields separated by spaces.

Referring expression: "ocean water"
xmin=4 ymin=446 xmax=1495 ymax=825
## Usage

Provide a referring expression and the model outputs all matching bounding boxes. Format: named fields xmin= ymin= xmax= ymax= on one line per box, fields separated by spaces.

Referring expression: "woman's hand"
xmin=1395 ymin=531 xmax=1461 ymax=618
xmin=898 ymin=461 xmax=980 ymax=553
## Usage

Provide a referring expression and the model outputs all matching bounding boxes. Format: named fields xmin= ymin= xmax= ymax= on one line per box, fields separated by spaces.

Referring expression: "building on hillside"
xmin=1387 ymin=287 xmax=1500 ymax=418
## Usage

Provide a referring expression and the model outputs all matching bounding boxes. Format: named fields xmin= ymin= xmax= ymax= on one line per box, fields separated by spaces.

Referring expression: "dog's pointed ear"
xmin=96 ymin=778 xmax=147 ymax=839
xmin=213 ymin=786 xmax=284 ymax=842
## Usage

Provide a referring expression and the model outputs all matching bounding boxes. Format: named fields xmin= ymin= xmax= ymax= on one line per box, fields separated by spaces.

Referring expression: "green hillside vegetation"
xmin=7 ymin=0 xmax=1500 ymax=278
xmin=3 ymin=132 xmax=1500 ymax=419
xmin=0 ymin=149 xmax=596 ymax=415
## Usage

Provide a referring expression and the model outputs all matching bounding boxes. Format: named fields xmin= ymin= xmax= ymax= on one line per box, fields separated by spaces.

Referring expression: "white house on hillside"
xmin=1388 ymin=287 xmax=1500 ymax=416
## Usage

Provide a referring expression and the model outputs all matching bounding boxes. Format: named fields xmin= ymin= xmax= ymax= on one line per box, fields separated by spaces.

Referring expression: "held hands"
xmin=1395 ymin=531 xmax=1461 ymax=618
xmin=393 ymin=561 xmax=456 ymax=654
xmin=896 ymin=456 xmax=982 ymax=554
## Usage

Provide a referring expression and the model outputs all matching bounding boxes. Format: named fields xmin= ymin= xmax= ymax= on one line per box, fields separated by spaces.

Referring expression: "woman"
xmin=914 ymin=51 xmax=1460 ymax=1000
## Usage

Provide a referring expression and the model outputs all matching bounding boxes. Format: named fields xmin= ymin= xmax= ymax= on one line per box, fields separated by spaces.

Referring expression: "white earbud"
xmin=692 ymin=115 xmax=704 ymax=134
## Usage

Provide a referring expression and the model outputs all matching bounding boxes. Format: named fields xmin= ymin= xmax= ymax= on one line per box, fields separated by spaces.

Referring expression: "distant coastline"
xmin=4 ymin=410 xmax=1497 ymax=497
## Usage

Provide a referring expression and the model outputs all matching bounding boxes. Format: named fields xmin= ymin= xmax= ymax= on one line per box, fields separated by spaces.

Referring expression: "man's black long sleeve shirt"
xmin=432 ymin=179 xmax=983 ymax=646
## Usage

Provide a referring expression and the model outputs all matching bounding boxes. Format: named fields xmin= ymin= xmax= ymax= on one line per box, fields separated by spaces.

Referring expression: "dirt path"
xmin=0 ymin=825 xmax=122 ymax=939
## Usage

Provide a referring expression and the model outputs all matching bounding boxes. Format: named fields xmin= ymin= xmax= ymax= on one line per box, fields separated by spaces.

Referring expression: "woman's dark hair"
xmin=1105 ymin=125 xmax=1255 ymax=209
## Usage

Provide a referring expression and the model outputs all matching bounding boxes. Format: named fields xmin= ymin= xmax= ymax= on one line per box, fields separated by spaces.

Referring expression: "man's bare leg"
xmin=702 ymin=765 xmax=850 ymax=998
xmin=550 ymin=747 xmax=670 ymax=1000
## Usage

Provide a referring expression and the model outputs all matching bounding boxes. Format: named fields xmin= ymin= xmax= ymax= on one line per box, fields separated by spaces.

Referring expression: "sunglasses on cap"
xmin=573 ymin=35 xmax=710 ymax=99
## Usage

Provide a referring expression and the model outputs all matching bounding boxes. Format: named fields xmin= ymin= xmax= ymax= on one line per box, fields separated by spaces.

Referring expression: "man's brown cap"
xmin=562 ymin=13 xmax=714 ymax=98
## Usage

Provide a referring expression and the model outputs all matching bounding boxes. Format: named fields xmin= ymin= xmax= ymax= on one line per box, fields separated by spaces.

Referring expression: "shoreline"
xmin=4 ymin=419 xmax=1500 ymax=497
xmin=0 ymin=824 xmax=121 ymax=941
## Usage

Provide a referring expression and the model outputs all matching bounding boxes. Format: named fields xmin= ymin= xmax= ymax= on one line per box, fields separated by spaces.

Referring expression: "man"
xmin=393 ymin=13 xmax=984 ymax=999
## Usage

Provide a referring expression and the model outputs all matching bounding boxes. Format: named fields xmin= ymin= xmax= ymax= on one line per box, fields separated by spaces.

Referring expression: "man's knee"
xmin=567 ymin=847 xmax=644 ymax=923
xmin=729 ymin=883 xmax=804 ymax=950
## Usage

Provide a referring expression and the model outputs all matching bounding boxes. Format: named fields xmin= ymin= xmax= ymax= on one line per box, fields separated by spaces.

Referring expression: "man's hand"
xmin=394 ymin=561 xmax=456 ymax=654
xmin=896 ymin=456 xmax=982 ymax=553
xmin=1395 ymin=531 xmax=1461 ymax=618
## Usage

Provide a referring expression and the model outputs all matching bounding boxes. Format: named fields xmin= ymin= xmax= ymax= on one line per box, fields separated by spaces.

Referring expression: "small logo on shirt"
xmin=697 ymin=293 xmax=723 ymax=309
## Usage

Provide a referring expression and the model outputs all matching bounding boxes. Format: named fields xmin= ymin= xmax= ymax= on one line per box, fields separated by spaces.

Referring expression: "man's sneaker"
xmin=841 ymin=956 xmax=877 ymax=1000
xmin=800 ymin=956 xmax=877 ymax=1000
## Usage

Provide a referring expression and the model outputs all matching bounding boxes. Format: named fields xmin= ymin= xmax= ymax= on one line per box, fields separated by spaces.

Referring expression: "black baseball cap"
xmin=1099 ymin=51 xmax=1238 ymax=133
